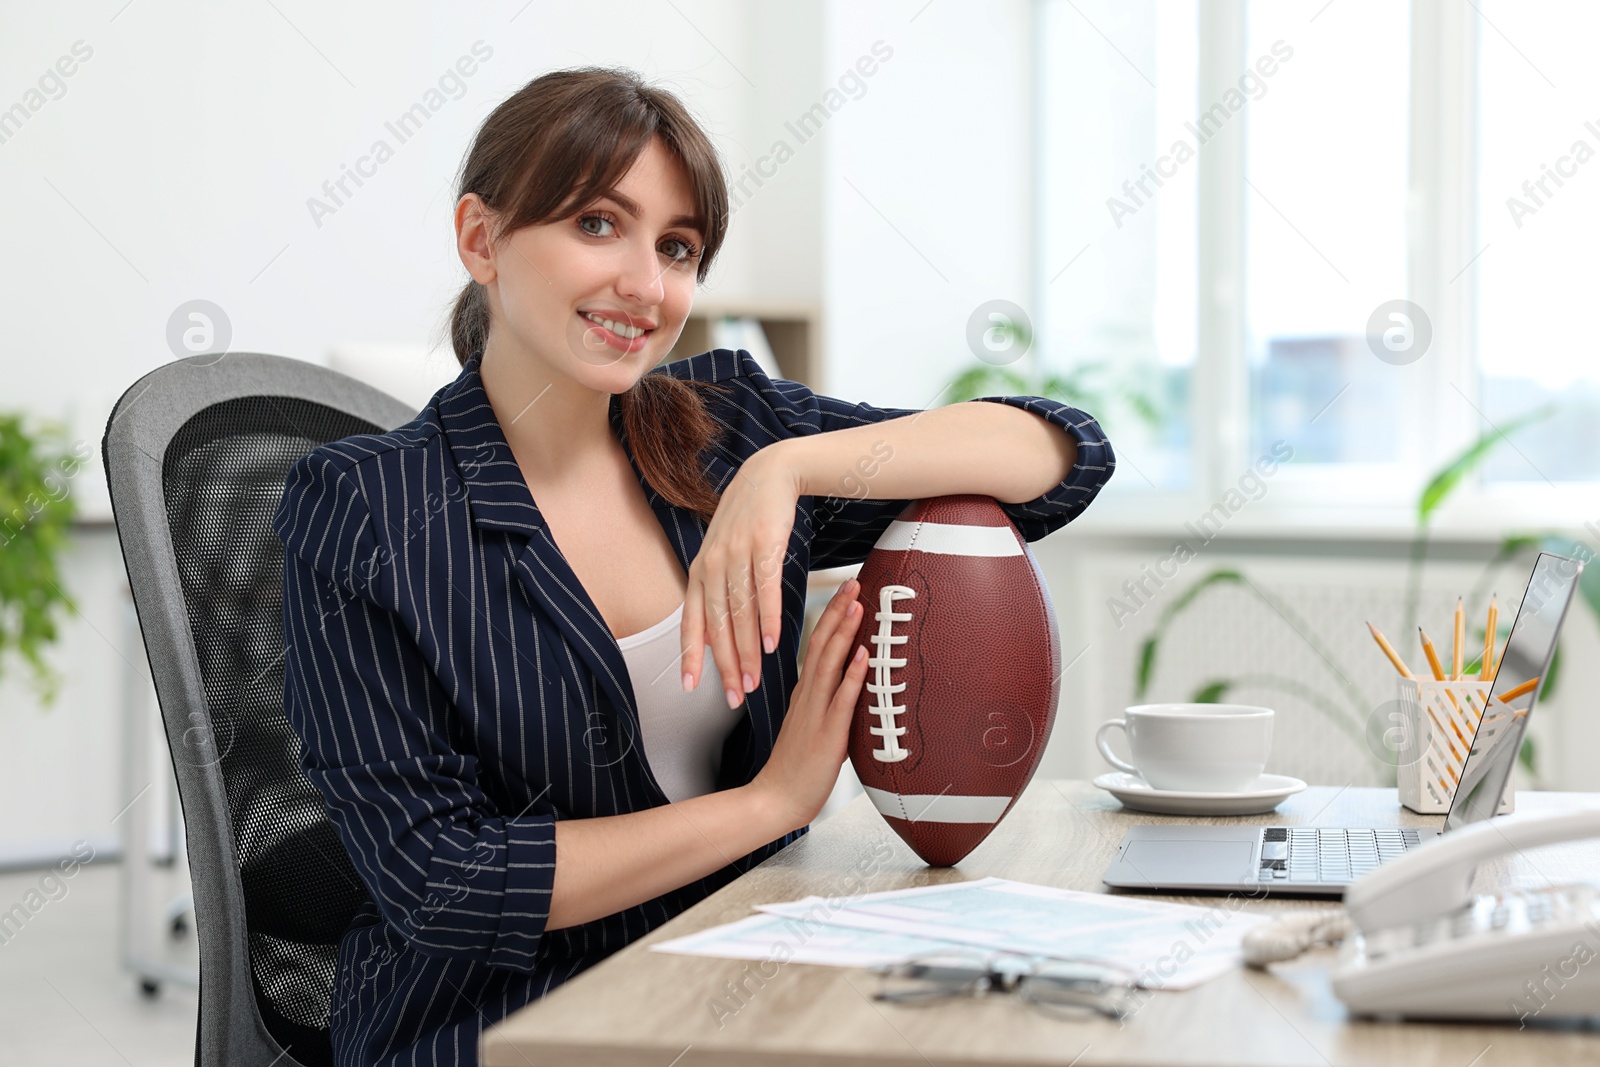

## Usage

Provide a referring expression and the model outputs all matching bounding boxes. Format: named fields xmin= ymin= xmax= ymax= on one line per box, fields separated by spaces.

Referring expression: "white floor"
xmin=0 ymin=863 xmax=197 ymax=1066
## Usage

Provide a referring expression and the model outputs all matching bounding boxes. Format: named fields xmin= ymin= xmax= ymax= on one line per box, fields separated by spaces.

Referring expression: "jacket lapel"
xmin=436 ymin=358 xmax=646 ymax=754
xmin=437 ymin=355 xmax=747 ymax=804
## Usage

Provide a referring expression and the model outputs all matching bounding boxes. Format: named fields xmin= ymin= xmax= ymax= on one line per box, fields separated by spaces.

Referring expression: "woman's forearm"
xmin=769 ymin=402 xmax=1077 ymax=505
xmin=545 ymin=782 xmax=795 ymax=931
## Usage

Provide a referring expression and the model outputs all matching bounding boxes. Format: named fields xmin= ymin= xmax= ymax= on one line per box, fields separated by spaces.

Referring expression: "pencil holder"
xmin=1395 ymin=678 xmax=1515 ymax=815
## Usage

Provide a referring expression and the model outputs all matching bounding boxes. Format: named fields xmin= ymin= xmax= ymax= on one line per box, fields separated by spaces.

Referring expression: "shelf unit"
xmin=663 ymin=297 xmax=823 ymax=390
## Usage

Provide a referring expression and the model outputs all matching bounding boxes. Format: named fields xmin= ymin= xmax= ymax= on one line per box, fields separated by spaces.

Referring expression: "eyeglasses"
xmin=871 ymin=949 xmax=1141 ymax=1020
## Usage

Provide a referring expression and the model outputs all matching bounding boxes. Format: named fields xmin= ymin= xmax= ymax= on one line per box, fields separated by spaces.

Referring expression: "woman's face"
xmin=465 ymin=137 xmax=705 ymax=395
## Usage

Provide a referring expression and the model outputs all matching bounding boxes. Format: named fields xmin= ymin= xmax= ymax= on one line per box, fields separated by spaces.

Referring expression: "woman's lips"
xmin=577 ymin=312 xmax=652 ymax=354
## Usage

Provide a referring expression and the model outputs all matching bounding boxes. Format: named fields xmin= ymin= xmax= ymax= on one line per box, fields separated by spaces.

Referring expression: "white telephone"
xmin=1331 ymin=806 xmax=1600 ymax=1021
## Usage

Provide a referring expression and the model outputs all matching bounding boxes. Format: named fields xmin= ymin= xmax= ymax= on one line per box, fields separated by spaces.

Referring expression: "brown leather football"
xmin=847 ymin=495 xmax=1061 ymax=866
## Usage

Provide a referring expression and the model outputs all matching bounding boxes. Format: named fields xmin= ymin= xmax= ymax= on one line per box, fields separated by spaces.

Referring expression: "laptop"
xmin=1101 ymin=551 xmax=1583 ymax=896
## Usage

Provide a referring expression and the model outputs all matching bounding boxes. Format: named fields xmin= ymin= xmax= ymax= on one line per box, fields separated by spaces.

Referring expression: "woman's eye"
xmin=580 ymin=212 xmax=697 ymax=263
xmin=660 ymin=236 xmax=701 ymax=264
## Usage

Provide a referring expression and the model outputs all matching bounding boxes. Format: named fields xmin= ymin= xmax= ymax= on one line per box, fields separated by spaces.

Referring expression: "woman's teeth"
xmin=582 ymin=312 xmax=646 ymax=340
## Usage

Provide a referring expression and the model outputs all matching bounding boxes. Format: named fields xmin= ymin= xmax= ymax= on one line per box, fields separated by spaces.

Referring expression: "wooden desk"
xmin=483 ymin=781 xmax=1600 ymax=1066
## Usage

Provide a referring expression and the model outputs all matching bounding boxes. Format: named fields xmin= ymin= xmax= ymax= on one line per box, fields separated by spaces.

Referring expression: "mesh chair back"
xmin=104 ymin=354 xmax=420 ymax=1067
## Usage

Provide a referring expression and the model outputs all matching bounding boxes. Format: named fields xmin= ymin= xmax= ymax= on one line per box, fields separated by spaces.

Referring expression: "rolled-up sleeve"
xmin=272 ymin=449 xmax=556 ymax=971
xmin=731 ymin=351 xmax=1115 ymax=569
xmin=966 ymin=393 xmax=1116 ymax=542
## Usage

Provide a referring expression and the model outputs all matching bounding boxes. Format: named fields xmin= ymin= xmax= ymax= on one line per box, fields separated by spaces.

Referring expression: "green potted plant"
xmin=938 ymin=317 xmax=1164 ymax=430
xmin=1135 ymin=405 xmax=1587 ymax=783
xmin=0 ymin=413 xmax=83 ymax=704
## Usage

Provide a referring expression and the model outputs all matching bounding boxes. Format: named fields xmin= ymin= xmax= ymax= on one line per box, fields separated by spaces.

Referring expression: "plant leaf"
xmin=1191 ymin=679 xmax=1231 ymax=703
xmin=944 ymin=365 xmax=1033 ymax=405
xmin=0 ymin=412 xmax=80 ymax=703
xmin=1134 ymin=570 xmax=1245 ymax=700
xmin=1135 ymin=637 xmax=1158 ymax=700
xmin=1123 ymin=389 xmax=1163 ymax=428
xmin=1499 ymin=534 xmax=1545 ymax=559
xmin=1162 ymin=569 xmax=1246 ymax=622
xmin=945 ymin=367 xmax=1016 ymax=404
xmin=1417 ymin=405 xmax=1555 ymax=522
xmin=1038 ymin=376 xmax=1112 ymax=420
xmin=1539 ymin=535 xmax=1600 ymax=636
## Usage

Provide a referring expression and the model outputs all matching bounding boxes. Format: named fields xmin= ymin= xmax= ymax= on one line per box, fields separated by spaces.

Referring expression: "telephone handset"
xmin=1332 ymin=807 xmax=1600 ymax=1020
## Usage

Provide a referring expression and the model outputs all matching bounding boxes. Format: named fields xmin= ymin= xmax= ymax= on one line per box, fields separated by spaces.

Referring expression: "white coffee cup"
xmin=1095 ymin=703 xmax=1274 ymax=793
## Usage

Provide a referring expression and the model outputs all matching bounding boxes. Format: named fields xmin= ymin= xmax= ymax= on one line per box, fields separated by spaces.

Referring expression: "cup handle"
xmin=1095 ymin=719 xmax=1140 ymax=775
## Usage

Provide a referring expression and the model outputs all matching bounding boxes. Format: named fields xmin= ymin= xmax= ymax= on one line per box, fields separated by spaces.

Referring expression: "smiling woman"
xmin=273 ymin=65 xmax=1112 ymax=1067
xmin=448 ymin=67 xmax=732 ymax=523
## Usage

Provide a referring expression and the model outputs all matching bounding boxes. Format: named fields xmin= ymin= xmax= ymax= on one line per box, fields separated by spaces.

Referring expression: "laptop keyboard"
xmin=1256 ymin=827 xmax=1424 ymax=883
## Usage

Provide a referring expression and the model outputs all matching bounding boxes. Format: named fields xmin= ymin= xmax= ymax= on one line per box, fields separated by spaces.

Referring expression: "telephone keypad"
xmin=1357 ymin=885 xmax=1600 ymax=963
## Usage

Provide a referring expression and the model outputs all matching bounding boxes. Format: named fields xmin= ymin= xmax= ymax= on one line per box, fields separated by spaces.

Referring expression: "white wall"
xmin=0 ymin=0 xmax=833 ymax=862
xmin=2 ymin=0 xmax=827 ymax=521
xmin=821 ymin=0 xmax=1037 ymax=406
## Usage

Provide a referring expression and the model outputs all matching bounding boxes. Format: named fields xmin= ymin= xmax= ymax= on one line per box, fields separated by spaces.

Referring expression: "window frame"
xmin=1033 ymin=0 xmax=1600 ymax=536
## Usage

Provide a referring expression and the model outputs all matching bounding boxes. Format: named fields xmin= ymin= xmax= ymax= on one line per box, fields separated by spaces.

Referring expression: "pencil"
xmin=1452 ymin=598 xmax=1465 ymax=680
xmin=1367 ymin=622 xmax=1416 ymax=679
xmin=1497 ymin=676 xmax=1539 ymax=704
xmin=1420 ymin=626 xmax=1467 ymax=717
xmin=1481 ymin=594 xmax=1499 ymax=681
xmin=1419 ymin=627 xmax=1447 ymax=681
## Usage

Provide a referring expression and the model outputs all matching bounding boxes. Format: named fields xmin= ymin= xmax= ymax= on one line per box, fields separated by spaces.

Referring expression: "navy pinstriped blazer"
xmin=272 ymin=348 xmax=1114 ymax=1066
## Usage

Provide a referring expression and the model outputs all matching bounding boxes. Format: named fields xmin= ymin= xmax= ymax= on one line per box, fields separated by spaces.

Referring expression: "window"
xmin=1474 ymin=0 xmax=1600 ymax=485
xmin=1036 ymin=0 xmax=1600 ymax=518
xmin=1244 ymin=1 xmax=1411 ymax=472
xmin=1036 ymin=0 xmax=1198 ymax=491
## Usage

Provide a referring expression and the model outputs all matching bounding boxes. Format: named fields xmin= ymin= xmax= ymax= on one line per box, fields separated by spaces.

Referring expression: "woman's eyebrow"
xmin=600 ymin=189 xmax=701 ymax=233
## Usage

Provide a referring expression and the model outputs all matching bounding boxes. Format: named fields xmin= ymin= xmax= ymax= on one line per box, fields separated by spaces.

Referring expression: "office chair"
xmin=103 ymin=353 xmax=419 ymax=1067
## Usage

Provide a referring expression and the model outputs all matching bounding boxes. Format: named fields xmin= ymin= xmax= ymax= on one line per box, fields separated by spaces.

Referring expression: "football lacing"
xmin=866 ymin=584 xmax=917 ymax=762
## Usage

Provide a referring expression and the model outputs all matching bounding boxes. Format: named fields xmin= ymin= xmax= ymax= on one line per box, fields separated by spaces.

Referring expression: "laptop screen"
xmin=1443 ymin=552 xmax=1583 ymax=832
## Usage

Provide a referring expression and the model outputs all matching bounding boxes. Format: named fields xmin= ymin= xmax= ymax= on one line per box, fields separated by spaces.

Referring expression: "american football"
xmin=846 ymin=494 xmax=1061 ymax=866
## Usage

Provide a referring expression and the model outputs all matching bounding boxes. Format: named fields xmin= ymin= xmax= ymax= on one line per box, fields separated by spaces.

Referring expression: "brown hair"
xmin=445 ymin=67 xmax=729 ymax=523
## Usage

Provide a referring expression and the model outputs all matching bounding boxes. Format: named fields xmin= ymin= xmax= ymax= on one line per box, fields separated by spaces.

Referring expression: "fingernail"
xmin=743 ymin=671 xmax=755 ymax=693
xmin=763 ymin=633 xmax=776 ymax=654
xmin=846 ymin=600 xmax=859 ymax=617
xmin=682 ymin=672 xmax=694 ymax=692
xmin=725 ymin=687 xmax=742 ymax=709
xmin=855 ymin=645 xmax=867 ymax=662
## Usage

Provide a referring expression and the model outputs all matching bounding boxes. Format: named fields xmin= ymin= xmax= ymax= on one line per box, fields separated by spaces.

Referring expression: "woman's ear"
xmin=456 ymin=194 xmax=499 ymax=284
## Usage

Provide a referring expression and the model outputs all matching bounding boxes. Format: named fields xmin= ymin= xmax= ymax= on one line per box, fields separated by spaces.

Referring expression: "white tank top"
xmin=615 ymin=603 xmax=745 ymax=803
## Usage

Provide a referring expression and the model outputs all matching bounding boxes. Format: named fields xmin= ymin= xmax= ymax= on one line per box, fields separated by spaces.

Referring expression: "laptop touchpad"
xmin=1123 ymin=840 xmax=1255 ymax=883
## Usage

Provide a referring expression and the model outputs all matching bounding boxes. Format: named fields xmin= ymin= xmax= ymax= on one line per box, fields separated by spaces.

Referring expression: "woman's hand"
xmin=681 ymin=444 xmax=804 ymax=708
xmin=748 ymin=577 xmax=869 ymax=833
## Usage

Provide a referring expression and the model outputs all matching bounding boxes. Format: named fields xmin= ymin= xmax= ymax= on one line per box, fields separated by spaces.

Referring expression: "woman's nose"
xmin=615 ymin=241 xmax=665 ymax=308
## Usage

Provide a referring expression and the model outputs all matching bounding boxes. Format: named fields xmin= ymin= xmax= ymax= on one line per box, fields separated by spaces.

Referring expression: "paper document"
xmin=652 ymin=876 xmax=1271 ymax=990
xmin=650 ymin=912 xmax=979 ymax=969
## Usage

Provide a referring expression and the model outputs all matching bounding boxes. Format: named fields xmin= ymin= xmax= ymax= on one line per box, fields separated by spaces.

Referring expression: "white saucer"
xmin=1092 ymin=772 xmax=1307 ymax=816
